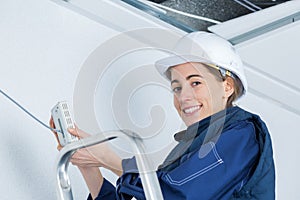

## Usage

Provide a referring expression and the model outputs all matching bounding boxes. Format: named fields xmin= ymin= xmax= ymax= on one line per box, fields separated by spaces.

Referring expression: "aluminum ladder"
xmin=55 ymin=130 xmax=164 ymax=200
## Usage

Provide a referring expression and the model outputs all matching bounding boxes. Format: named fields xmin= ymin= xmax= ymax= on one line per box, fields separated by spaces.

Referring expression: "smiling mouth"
xmin=183 ymin=105 xmax=201 ymax=114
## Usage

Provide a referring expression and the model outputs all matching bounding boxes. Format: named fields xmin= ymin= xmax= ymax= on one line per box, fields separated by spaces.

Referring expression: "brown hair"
xmin=205 ymin=64 xmax=242 ymax=108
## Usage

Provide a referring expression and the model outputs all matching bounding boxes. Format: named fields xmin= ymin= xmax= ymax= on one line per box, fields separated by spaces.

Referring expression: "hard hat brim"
xmin=155 ymin=54 xmax=215 ymax=80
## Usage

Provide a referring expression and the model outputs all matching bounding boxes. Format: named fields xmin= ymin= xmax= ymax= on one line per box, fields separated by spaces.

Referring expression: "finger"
xmin=71 ymin=149 xmax=96 ymax=160
xmin=49 ymin=116 xmax=57 ymax=133
xmin=70 ymin=157 xmax=96 ymax=166
xmin=70 ymin=161 xmax=89 ymax=167
xmin=53 ymin=132 xmax=60 ymax=145
xmin=70 ymin=161 xmax=94 ymax=167
xmin=70 ymin=158 xmax=100 ymax=167
xmin=57 ymin=144 xmax=63 ymax=151
xmin=71 ymin=151 xmax=101 ymax=165
xmin=67 ymin=127 xmax=79 ymax=137
xmin=50 ymin=116 xmax=61 ymax=145
xmin=75 ymin=124 xmax=91 ymax=138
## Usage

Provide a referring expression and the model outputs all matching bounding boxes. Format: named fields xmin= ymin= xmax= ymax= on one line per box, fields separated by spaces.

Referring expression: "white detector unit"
xmin=51 ymin=101 xmax=78 ymax=146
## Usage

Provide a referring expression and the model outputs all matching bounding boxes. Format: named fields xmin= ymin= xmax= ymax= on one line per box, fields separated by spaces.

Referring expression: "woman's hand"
xmin=49 ymin=116 xmax=119 ymax=197
xmin=49 ymin=117 xmax=122 ymax=176
xmin=67 ymin=126 xmax=108 ymax=167
xmin=49 ymin=116 xmax=63 ymax=150
xmin=68 ymin=126 xmax=123 ymax=176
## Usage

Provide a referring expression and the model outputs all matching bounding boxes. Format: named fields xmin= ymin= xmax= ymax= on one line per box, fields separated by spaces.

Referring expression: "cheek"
xmin=193 ymin=87 xmax=209 ymax=103
xmin=194 ymin=85 xmax=220 ymax=110
xmin=206 ymin=82 xmax=227 ymax=109
xmin=173 ymin=95 xmax=181 ymax=114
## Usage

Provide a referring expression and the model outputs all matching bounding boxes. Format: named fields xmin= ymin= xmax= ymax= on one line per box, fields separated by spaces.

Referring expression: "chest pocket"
xmin=163 ymin=142 xmax=224 ymax=186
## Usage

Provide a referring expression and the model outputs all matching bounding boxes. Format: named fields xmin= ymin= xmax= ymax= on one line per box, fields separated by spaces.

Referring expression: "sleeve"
xmin=88 ymin=158 xmax=142 ymax=200
xmin=87 ymin=178 xmax=116 ymax=200
xmin=115 ymin=157 xmax=147 ymax=200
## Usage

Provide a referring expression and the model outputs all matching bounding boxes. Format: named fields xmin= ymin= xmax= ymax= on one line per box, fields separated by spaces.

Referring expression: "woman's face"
xmin=170 ymin=62 xmax=231 ymax=126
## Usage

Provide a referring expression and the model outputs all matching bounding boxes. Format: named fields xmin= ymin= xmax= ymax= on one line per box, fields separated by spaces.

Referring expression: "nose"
xmin=178 ymin=84 xmax=194 ymax=103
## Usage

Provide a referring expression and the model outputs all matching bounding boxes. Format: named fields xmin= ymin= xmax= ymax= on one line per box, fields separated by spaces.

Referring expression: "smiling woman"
xmin=49 ymin=31 xmax=276 ymax=200
xmin=169 ymin=62 xmax=234 ymax=126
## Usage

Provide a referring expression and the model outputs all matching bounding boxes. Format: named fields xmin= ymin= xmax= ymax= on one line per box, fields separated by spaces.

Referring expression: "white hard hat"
xmin=155 ymin=31 xmax=247 ymax=99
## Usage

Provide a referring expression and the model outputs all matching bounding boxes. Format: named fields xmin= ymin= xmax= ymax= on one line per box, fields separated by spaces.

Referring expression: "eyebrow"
xmin=171 ymin=74 xmax=203 ymax=85
xmin=186 ymin=74 xmax=203 ymax=80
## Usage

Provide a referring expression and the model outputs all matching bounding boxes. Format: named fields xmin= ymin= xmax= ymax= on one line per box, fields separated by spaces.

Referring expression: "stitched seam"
xmin=165 ymin=143 xmax=224 ymax=186
xmin=210 ymin=142 xmax=222 ymax=161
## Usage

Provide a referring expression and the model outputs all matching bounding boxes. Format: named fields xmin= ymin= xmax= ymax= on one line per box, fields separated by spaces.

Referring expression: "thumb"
xmin=67 ymin=127 xmax=79 ymax=137
xmin=67 ymin=124 xmax=90 ymax=139
xmin=74 ymin=124 xmax=91 ymax=138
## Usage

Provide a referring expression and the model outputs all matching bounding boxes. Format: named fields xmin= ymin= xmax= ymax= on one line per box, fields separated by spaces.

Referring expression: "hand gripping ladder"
xmin=55 ymin=130 xmax=164 ymax=200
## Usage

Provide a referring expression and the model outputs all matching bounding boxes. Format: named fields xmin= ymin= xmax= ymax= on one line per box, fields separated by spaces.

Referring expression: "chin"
xmin=184 ymin=115 xmax=208 ymax=127
xmin=185 ymin=119 xmax=200 ymax=127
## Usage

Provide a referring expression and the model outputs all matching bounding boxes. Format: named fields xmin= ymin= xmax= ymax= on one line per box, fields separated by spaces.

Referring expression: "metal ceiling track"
xmin=229 ymin=11 xmax=300 ymax=44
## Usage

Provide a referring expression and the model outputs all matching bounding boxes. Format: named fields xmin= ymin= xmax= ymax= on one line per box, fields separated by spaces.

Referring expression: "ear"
xmin=223 ymin=77 xmax=235 ymax=98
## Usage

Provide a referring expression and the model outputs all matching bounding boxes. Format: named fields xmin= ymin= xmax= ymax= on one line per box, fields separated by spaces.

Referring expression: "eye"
xmin=172 ymin=86 xmax=182 ymax=93
xmin=191 ymin=81 xmax=201 ymax=87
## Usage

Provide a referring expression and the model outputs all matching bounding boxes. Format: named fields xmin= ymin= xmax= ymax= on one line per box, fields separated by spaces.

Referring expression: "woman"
xmin=50 ymin=31 xmax=275 ymax=199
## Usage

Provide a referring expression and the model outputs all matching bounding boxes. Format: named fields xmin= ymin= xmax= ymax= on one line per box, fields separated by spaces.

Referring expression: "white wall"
xmin=0 ymin=0 xmax=116 ymax=199
xmin=0 ymin=0 xmax=183 ymax=199
xmin=1 ymin=0 xmax=299 ymax=199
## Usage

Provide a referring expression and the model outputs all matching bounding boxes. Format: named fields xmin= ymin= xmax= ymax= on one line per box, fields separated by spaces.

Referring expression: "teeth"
xmin=183 ymin=105 xmax=200 ymax=114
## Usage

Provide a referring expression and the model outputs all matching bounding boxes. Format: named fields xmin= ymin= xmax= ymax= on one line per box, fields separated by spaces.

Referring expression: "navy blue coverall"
xmin=88 ymin=106 xmax=275 ymax=199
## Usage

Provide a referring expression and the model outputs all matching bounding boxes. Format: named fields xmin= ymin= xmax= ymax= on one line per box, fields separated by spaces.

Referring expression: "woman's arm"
xmin=78 ymin=167 xmax=103 ymax=199
xmin=68 ymin=127 xmax=123 ymax=176
xmin=79 ymin=166 xmax=119 ymax=200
